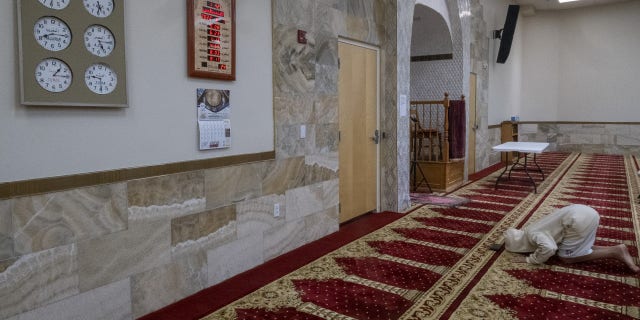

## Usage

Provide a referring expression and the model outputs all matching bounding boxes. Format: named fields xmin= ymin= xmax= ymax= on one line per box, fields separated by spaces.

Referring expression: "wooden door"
xmin=338 ymin=41 xmax=378 ymax=223
xmin=468 ymin=73 xmax=477 ymax=174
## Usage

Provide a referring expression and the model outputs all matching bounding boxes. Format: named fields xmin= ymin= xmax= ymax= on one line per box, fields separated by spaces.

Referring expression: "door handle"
xmin=371 ymin=130 xmax=379 ymax=144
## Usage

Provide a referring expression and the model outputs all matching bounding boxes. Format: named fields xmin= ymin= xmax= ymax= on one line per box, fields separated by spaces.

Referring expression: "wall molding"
xmin=489 ymin=121 xmax=640 ymax=127
xmin=410 ymin=53 xmax=453 ymax=62
xmin=0 ymin=151 xmax=275 ymax=200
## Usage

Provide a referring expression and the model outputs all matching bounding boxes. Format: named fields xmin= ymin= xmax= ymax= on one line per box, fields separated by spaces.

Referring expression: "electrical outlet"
xmin=273 ymin=203 xmax=280 ymax=217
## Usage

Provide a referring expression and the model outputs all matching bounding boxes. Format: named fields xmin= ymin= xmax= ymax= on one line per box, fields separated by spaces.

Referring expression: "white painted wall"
xmin=0 ymin=0 xmax=273 ymax=183
xmin=412 ymin=4 xmax=452 ymax=56
xmin=484 ymin=0 xmax=522 ymax=125
xmin=416 ymin=0 xmax=450 ymax=31
xmin=519 ymin=1 xmax=640 ymax=121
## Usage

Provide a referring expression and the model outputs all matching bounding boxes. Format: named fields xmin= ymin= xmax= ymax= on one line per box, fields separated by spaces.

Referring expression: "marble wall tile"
xmin=273 ymin=0 xmax=314 ymax=30
xmin=274 ymin=95 xmax=314 ymax=126
xmin=304 ymin=158 xmax=339 ymax=186
xmin=617 ymin=134 xmax=640 ymax=146
xmin=77 ymin=219 xmax=170 ymax=292
xmin=285 ymin=183 xmax=324 ymax=221
xmin=128 ymin=171 xmax=205 ymax=222
xmin=7 ymin=278 xmax=132 ymax=320
xmin=276 ymin=124 xmax=308 ymax=158
xmin=0 ymin=258 xmax=16 ymax=273
xmin=236 ymin=194 xmax=286 ymax=238
xmin=12 ymin=184 xmax=127 ymax=255
xmin=204 ymin=163 xmax=264 ymax=210
xmin=0 ymin=199 xmax=13 ymax=261
xmin=171 ymin=205 xmax=237 ymax=247
xmin=0 ymin=244 xmax=78 ymax=319
xmin=131 ymin=248 xmax=207 ymax=319
xmin=262 ymin=157 xmax=306 ymax=195
xmin=207 ymin=233 xmax=264 ymax=286
xmin=302 ymin=124 xmax=318 ymax=155
xmin=263 ymin=217 xmax=307 ymax=261
xmin=273 ymin=24 xmax=316 ymax=96
xmin=344 ymin=15 xmax=370 ymax=42
xmin=323 ymin=178 xmax=339 ymax=209
xmin=315 ymin=123 xmax=339 ymax=153
xmin=304 ymin=207 xmax=339 ymax=244
xmin=314 ymin=2 xmax=341 ymax=36
xmin=521 ymin=123 xmax=640 ymax=154
xmin=313 ymin=94 xmax=338 ymax=124
xmin=306 ymin=152 xmax=339 ymax=172
xmin=315 ymin=64 xmax=339 ymax=96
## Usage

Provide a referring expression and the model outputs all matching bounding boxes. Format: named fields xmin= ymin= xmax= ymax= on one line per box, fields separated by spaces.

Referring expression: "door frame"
xmin=338 ymin=38 xmax=381 ymax=213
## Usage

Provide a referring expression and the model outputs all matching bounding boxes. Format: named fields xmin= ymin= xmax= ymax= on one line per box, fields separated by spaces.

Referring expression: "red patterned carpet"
xmin=146 ymin=153 xmax=640 ymax=319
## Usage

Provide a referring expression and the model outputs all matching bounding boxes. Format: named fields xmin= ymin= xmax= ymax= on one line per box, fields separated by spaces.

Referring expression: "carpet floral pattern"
xmin=202 ymin=153 xmax=640 ymax=319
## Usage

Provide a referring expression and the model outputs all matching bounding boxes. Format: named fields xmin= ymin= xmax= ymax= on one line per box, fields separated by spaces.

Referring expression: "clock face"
xmin=35 ymin=58 xmax=73 ymax=93
xmin=83 ymin=0 xmax=114 ymax=18
xmin=38 ymin=0 xmax=70 ymax=10
xmin=84 ymin=63 xmax=117 ymax=94
xmin=33 ymin=16 xmax=71 ymax=52
xmin=84 ymin=25 xmax=114 ymax=57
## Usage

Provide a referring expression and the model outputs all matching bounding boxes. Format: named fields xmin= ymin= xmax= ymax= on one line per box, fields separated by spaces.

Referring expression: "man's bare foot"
xmin=616 ymin=244 xmax=640 ymax=273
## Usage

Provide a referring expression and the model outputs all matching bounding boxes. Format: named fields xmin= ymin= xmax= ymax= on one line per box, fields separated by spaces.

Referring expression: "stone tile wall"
xmin=519 ymin=123 xmax=640 ymax=154
xmin=0 ymin=161 xmax=339 ymax=319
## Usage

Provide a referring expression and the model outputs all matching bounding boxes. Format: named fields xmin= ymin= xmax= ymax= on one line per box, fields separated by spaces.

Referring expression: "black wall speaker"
xmin=496 ymin=5 xmax=520 ymax=64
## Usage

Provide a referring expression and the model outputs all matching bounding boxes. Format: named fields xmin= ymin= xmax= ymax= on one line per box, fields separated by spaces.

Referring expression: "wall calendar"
xmin=187 ymin=0 xmax=236 ymax=81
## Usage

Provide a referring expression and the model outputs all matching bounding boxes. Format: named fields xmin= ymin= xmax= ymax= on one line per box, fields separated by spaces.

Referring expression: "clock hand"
xmin=52 ymin=66 xmax=62 ymax=76
xmin=43 ymin=33 xmax=70 ymax=38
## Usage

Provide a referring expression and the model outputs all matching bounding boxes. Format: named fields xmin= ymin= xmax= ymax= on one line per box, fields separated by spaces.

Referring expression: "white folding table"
xmin=492 ymin=142 xmax=549 ymax=193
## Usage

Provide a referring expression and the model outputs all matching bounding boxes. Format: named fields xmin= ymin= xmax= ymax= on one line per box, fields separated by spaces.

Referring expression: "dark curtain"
xmin=448 ymin=99 xmax=466 ymax=159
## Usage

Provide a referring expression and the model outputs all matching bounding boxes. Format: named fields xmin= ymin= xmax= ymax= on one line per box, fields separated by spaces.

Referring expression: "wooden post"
xmin=442 ymin=93 xmax=450 ymax=163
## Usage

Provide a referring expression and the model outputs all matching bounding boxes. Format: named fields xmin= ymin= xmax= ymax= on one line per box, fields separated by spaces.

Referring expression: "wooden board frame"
xmin=187 ymin=0 xmax=236 ymax=81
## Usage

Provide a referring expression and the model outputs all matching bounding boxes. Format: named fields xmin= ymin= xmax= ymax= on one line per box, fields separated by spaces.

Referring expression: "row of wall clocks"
xmin=18 ymin=0 xmax=127 ymax=107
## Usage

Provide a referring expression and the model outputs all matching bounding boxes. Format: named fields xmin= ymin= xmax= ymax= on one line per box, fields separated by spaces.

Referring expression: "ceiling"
xmin=514 ymin=0 xmax=631 ymax=11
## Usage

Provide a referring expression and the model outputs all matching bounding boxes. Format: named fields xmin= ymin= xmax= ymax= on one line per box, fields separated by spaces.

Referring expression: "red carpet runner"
xmin=194 ymin=153 xmax=639 ymax=319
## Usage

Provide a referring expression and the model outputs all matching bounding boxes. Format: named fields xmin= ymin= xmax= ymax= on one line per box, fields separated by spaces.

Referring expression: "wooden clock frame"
xmin=187 ymin=0 xmax=236 ymax=81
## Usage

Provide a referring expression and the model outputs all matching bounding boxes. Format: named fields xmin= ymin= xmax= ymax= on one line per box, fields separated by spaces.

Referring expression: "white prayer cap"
xmin=504 ymin=227 xmax=531 ymax=253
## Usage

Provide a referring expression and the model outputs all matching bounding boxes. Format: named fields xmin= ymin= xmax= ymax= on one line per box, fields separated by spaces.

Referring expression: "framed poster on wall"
xmin=187 ymin=0 xmax=236 ymax=81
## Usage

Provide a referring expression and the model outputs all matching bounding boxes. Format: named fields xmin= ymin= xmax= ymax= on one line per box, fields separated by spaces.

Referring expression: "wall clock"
xmin=35 ymin=58 xmax=73 ymax=93
xmin=17 ymin=0 xmax=127 ymax=107
xmin=187 ymin=0 xmax=236 ymax=81
xmin=84 ymin=25 xmax=115 ymax=57
xmin=33 ymin=16 xmax=71 ymax=51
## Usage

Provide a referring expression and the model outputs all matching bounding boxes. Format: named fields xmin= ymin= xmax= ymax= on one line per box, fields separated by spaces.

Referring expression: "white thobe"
xmin=503 ymin=204 xmax=600 ymax=264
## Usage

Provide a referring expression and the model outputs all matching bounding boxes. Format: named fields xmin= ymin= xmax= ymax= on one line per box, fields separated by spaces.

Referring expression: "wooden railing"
xmin=410 ymin=93 xmax=450 ymax=162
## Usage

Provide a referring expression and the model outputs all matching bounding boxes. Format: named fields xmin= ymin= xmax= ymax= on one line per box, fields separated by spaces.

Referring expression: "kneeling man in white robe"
xmin=502 ymin=204 xmax=639 ymax=273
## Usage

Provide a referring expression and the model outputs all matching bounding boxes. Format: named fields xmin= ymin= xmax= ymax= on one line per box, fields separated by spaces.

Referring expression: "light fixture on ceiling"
xmin=558 ymin=0 xmax=582 ymax=3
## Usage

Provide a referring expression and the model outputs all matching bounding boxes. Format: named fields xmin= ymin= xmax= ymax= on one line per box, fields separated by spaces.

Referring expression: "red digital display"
xmin=209 ymin=24 xmax=221 ymax=30
xmin=208 ymin=43 xmax=221 ymax=49
xmin=206 ymin=1 xmax=221 ymax=9
xmin=202 ymin=7 xmax=224 ymax=17
xmin=208 ymin=56 xmax=221 ymax=62
xmin=208 ymin=49 xmax=220 ymax=56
